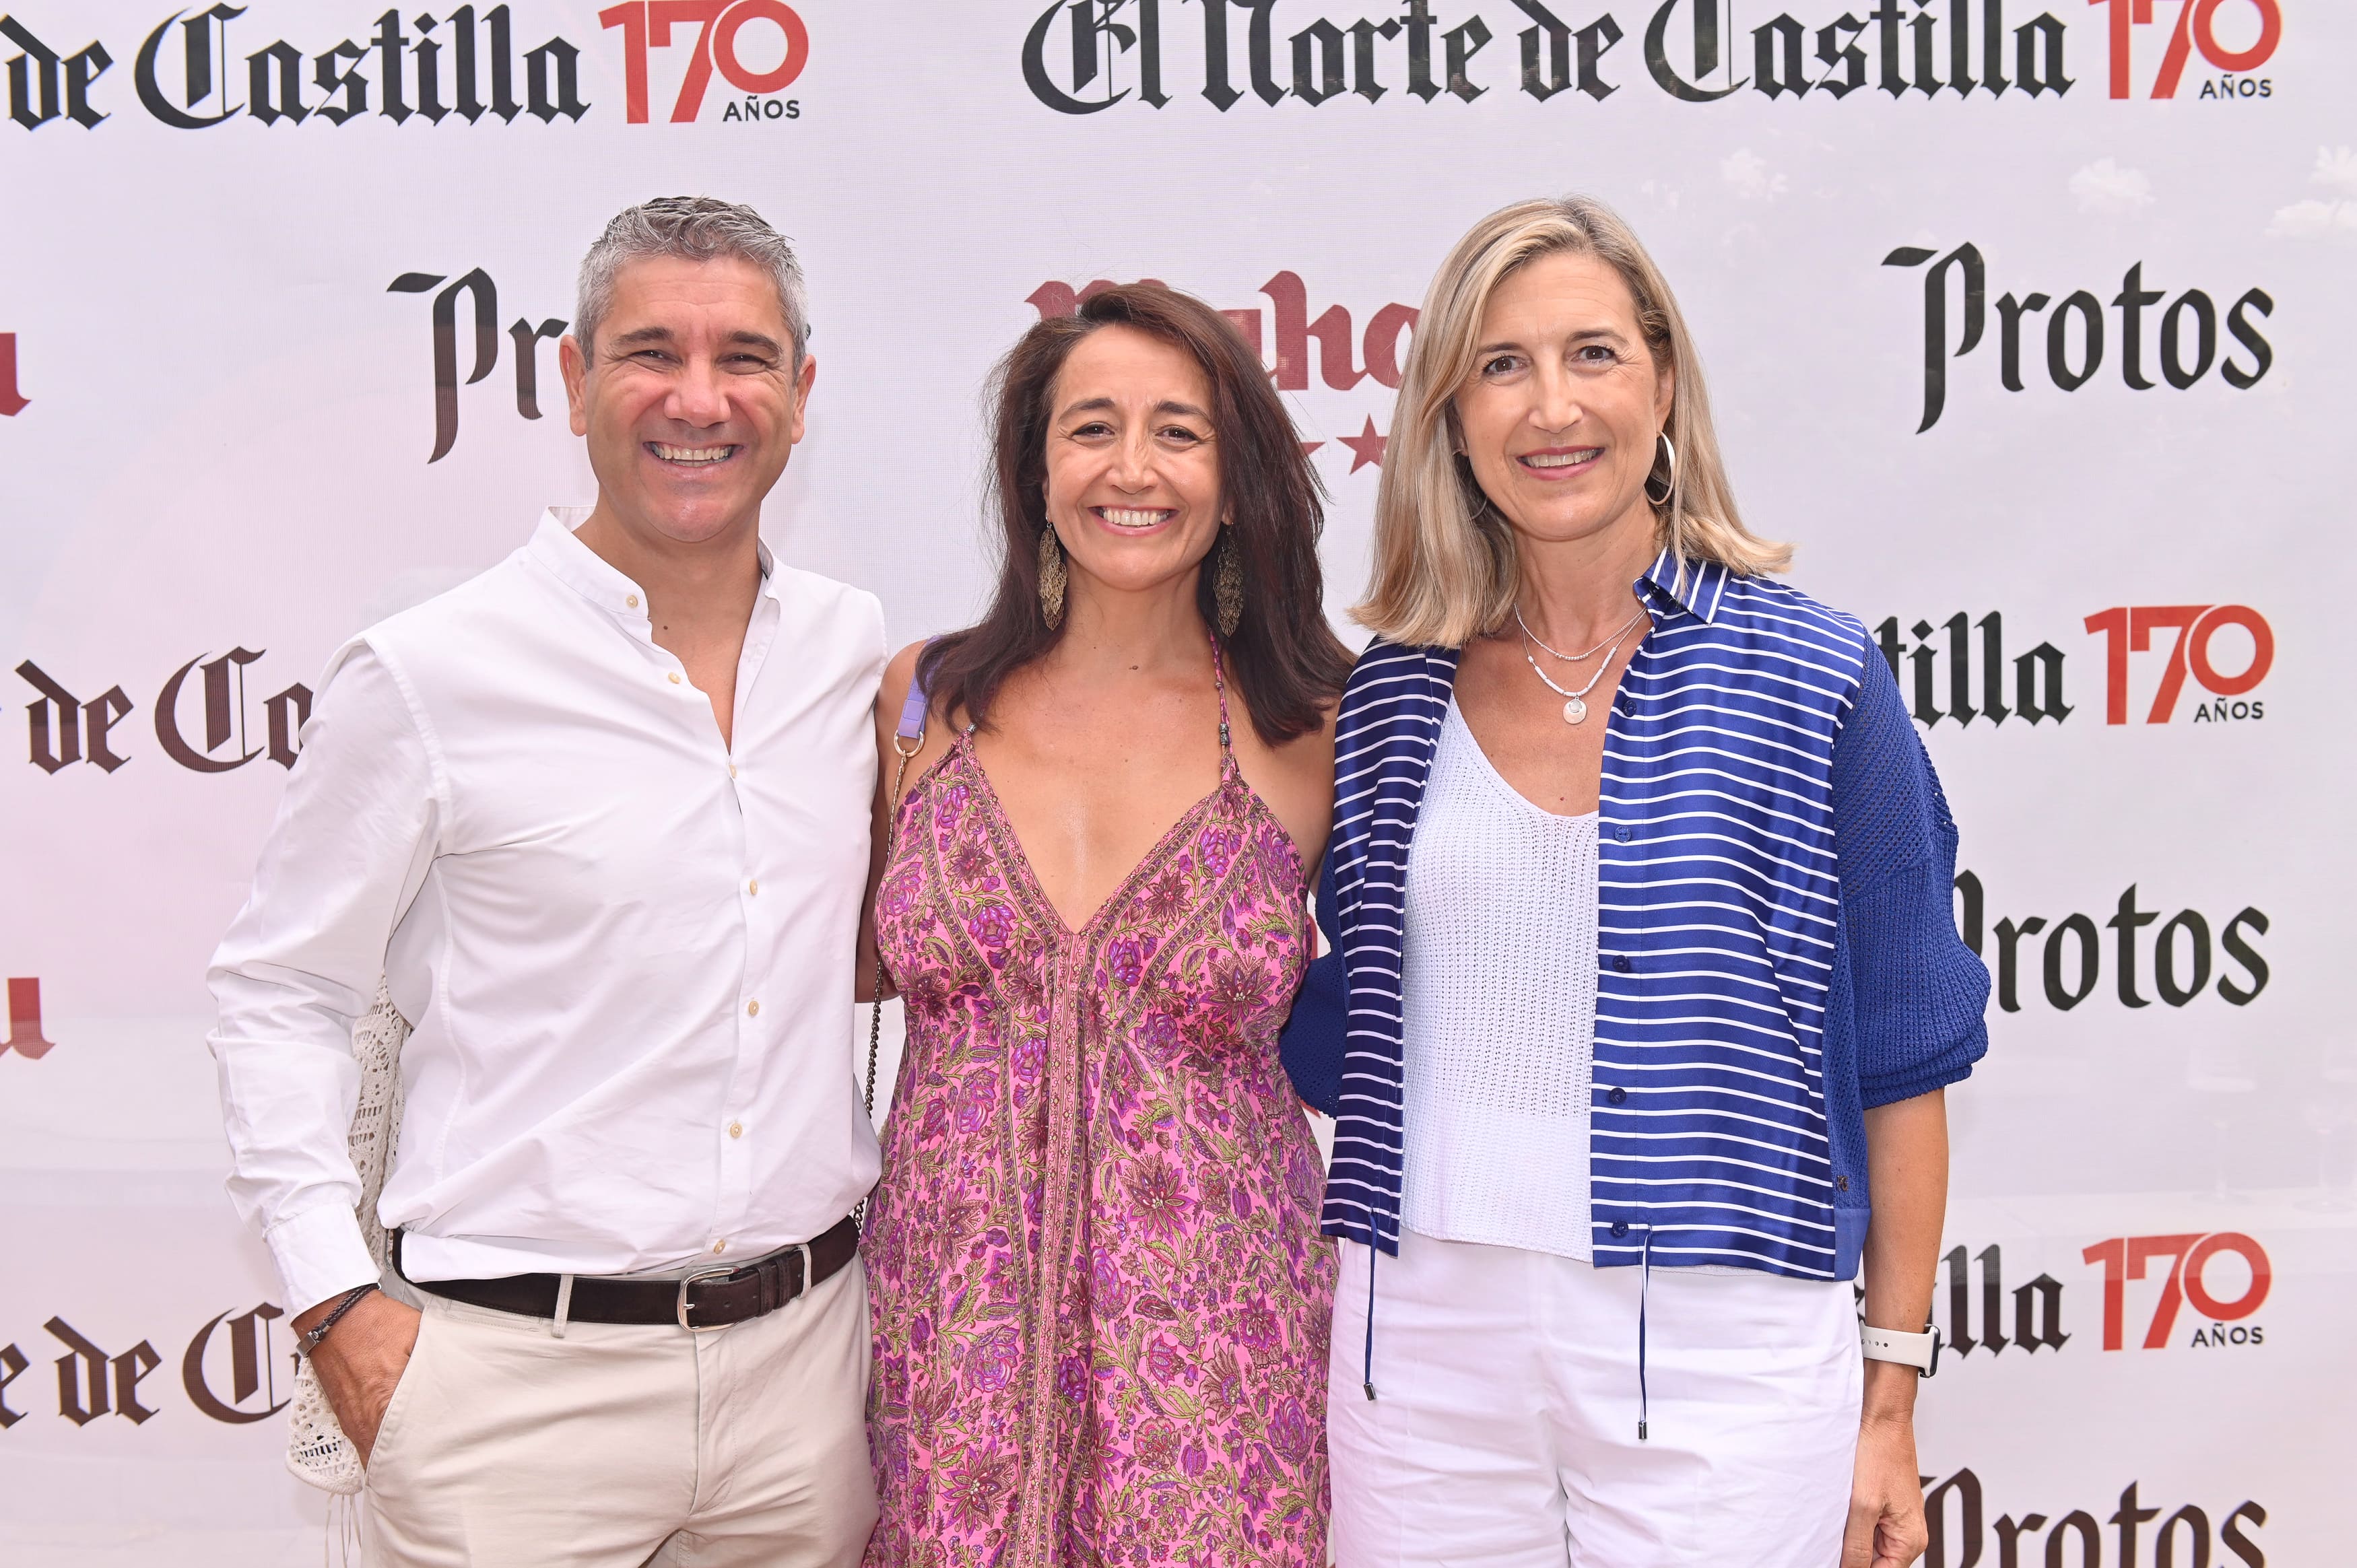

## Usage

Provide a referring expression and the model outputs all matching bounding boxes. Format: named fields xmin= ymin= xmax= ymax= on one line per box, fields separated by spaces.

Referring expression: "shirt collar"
xmin=527 ymin=508 xmax=777 ymax=626
xmin=1636 ymin=547 xmax=1729 ymax=625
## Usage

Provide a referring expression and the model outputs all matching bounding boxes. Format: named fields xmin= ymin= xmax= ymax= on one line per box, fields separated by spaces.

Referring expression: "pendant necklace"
xmin=1515 ymin=603 xmax=1644 ymax=664
xmin=1518 ymin=614 xmax=1640 ymax=725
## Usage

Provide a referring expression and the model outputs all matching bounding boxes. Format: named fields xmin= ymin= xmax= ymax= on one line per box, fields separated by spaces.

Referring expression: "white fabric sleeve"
xmin=206 ymin=644 xmax=440 ymax=1316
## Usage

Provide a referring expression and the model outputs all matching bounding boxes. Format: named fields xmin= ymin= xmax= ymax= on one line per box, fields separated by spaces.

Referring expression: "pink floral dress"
xmin=863 ymin=649 xmax=1334 ymax=1568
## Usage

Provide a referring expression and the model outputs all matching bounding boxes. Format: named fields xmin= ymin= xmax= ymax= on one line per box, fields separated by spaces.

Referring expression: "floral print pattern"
xmin=864 ymin=680 xmax=1333 ymax=1568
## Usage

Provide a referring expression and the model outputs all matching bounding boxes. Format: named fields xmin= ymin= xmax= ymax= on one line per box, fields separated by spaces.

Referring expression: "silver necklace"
xmin=1519 ymin=617 xmax=1639 ymax=725
xmin=1515 ymin=603 xmax=1644 ymax=664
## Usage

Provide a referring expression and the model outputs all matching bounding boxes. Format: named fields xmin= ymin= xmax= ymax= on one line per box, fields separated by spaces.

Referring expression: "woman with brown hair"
xmin=856 ymin=284 xmax=1352 ymax=1566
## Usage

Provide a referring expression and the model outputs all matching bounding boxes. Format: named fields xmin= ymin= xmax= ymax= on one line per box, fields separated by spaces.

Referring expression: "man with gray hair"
xmin=208 ymin=196 xmax=881 ymax=1565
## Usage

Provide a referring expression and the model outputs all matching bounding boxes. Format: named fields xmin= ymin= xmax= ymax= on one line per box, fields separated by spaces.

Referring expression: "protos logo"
xmin=2090 ymin=0 xmax=2279 ymax=100
xmin=1884 ymin=242 xmax=2273 ymax=433
xmin=387 ymin=268 xmax=570 ymax=463
xmin=1921 ymin=1472 xmax=2265 ymax=1568
xmin=1952 ymin=871 xmax=2269 ymax=1014
xmin=599 ymin=1 xmax=807 ymax=124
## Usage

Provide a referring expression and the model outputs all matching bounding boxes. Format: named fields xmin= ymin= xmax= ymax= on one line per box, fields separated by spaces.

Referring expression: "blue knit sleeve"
xmin=1278 ymin=839 xmax=1346 ymax=1117
xmin=1832 ymin=642 xmax=1991 ymax=1108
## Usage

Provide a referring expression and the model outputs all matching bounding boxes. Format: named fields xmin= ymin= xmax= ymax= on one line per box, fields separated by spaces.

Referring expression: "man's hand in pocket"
xmin=294 ymin=1291 xmax=424 ymax=1466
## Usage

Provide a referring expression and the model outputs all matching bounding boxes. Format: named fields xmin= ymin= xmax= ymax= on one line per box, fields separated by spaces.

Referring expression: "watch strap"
xmin=1861 ymin=1323 xmax=1941 ymax=1376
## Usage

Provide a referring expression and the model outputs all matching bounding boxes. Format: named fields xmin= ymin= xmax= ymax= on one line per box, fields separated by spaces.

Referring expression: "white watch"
xmin=1860 ymin=1324 xmax=1941 ymax=1377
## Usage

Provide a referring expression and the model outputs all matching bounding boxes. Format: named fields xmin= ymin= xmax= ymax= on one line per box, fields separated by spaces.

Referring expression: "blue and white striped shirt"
xmin=1280 ymin=551 xmax=1989 ymax=1281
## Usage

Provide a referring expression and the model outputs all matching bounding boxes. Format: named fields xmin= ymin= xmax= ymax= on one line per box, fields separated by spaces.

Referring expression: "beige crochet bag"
xmin=284 ymin=982 xmax=423 ymax=1495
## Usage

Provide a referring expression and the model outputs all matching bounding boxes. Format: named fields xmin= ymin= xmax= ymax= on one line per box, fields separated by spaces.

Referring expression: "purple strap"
xmin=895 ymin=673 xmax=928 ymax=743
xmin=896 ymin=638 xmax=938 ymax=743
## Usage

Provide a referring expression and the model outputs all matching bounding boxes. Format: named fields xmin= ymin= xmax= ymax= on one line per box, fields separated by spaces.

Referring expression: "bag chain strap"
xmin=857 ymin=724 xmax=925 ymax=1230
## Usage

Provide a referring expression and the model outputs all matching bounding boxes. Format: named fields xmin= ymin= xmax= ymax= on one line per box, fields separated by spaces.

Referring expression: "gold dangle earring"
xmin=1038 ymin=523 xmax=1067 ymax=630
xmin=1213 ymin=525 xmax=1244 ymax=639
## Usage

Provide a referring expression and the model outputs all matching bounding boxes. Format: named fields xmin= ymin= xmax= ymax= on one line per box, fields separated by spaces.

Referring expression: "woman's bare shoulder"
xmin=882 ymin=639 xmax=929 ymax=702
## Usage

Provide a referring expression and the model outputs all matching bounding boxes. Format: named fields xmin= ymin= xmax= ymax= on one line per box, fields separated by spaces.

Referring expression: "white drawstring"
xmin=1636 ymin=1229 xmax=1654 ymax=1442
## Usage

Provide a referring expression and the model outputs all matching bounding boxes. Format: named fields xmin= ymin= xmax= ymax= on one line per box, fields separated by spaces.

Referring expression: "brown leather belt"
xmin=394 ymin=1215 xmax=859 ymax=1331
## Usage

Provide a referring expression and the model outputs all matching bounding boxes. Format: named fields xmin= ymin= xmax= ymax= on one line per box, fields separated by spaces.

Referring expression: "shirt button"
xmin=1607 ymin=1086 xmax=1628 ymax=1105
xmin=712 ymin=1239 xmax=728 ymax=1254
xmin=1614 ymin=826 xmax=1632 ymax=842
xmin=728 ymin=763 xmax=737 ymax=779
xmin=667 ymin=672 xmax=682 ymax=685
xmin=746 ymin=1000 xmax=760 ymax=1017
xmin=748 ymin=878 xmax=759 ymax=896
xmin=1609 ymin=1220 xmax=1629 ymax=1239
xmin=728 ymin=1121 xmax=744 ymax=1139
xmin=1612 ymin=955 xmax=1632 ymax=974
xmin=625 ymin=594 xmax=639 ymax=609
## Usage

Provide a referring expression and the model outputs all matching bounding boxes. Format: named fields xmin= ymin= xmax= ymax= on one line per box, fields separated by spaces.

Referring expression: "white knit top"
xmin=1400 ymin=700 xmax=1599 ymax=1261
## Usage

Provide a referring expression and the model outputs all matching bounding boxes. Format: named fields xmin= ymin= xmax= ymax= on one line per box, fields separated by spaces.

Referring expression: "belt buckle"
xmin=676 ymin=1263 xmax=739 ymax=1332
xmin=785 ymin=1240 xmax=814 ymax=1300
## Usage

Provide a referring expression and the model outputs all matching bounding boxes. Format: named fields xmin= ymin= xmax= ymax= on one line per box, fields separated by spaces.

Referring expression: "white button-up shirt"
xmin=209 ymin=510 xmax=886 ymax=1313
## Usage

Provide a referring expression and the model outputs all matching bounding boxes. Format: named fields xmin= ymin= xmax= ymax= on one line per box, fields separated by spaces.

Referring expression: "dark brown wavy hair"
xmin=918 ymin=283 xmax=1352 ymax=746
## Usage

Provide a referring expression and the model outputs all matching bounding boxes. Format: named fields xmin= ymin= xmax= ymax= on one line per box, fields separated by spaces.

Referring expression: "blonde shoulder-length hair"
xmin=1356 ymin=195 xmax=1791 ymax=648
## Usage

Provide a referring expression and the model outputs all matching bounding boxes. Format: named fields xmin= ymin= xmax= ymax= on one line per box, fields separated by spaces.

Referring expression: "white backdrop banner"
xmin=1 ymin=0 xmax=2352 ymax=1561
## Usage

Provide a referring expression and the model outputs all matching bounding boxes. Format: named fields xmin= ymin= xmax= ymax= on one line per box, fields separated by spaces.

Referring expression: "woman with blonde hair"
xmin=1279 ymin=197 xmax=1989 ymax=1566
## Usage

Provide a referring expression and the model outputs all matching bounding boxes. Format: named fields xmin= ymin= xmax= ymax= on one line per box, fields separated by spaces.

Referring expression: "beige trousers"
xmin=364 ymin=1257 xmax=877 ymax=1568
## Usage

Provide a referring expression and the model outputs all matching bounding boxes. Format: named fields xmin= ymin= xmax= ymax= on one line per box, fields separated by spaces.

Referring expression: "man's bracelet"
xmin=300 ymin=1283 xmax=380 ymax=1352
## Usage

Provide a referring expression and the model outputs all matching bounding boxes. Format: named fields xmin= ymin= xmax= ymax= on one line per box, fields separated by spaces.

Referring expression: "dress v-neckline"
xmin=956 ymin=737 xmax=1236 ymax=939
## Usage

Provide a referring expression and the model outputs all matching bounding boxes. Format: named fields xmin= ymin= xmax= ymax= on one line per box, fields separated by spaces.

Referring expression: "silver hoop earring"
xmin=1644 ymin=431 xmax=1677 ymax=508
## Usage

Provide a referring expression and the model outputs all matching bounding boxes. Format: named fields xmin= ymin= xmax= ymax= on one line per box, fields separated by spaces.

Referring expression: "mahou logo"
xmin=1 ymin=977 xmax=57 ymax=1060
xmin=1030 ymin=273 xmax=1416 ymax=471
xmin=0 ymin=330 xmax=26 ymax=415
xmin=599 ymin=0 xmax=807 ymax=125
xmin=2092 ymin=0 xmax=2279 ymax=100
xmin=0 ymin=4 xmax=591 ymax=131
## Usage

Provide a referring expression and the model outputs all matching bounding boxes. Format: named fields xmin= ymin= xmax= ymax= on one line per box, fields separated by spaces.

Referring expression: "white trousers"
xmin=364 ymin=1257 xmax=877 ymax=1568
xmin=1328 ymin=1233 xmax=1862 ymax=1568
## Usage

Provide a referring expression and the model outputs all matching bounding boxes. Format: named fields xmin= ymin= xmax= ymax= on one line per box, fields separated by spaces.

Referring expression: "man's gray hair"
xmin=575 ymin=196 xmax=810 ymax=362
